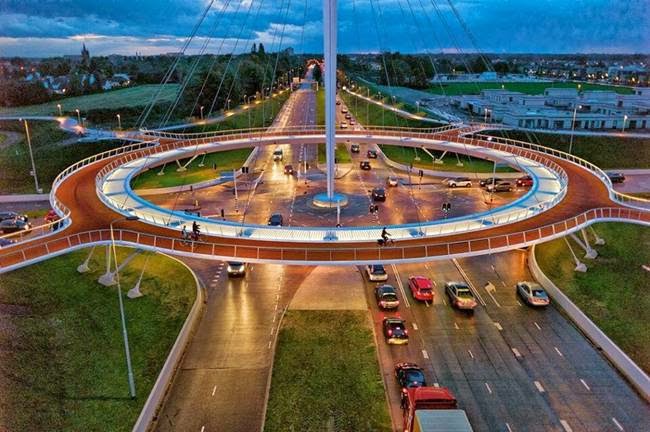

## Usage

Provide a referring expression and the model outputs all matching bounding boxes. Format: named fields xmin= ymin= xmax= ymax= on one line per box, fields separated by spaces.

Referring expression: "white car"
xmin=516 ymin=281 xmax=550 ymax=307
xmin=340 ymin=122 xmax=348 ymax=129
xmin=227 ymin=262 xmax=246 ymax=277
xmin=272 ymin=149 xmax=283 ymax=161
xmin=447 ymin=177 xmax=472 ymax=188
xmin=366 ymin=264 xmax=389 ymax=282
xmin=387 ymin=176 xmax=399 ymax=187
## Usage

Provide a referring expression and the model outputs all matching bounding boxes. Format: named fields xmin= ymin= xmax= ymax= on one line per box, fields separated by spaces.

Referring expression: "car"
xmin=447 ymin=177 xmax=472 ymax=188
xmin=516 ymin=176 xmax=534 ymax=187
xmin=0 ymin=238 xmax=16 ymax=248
xmin=336 ymin=100 xmax=341 ymax=105
xmin=226 ymin=261 xmax=246 ymax=277
xmin=350 ymin=143 xmax=360 ymax=153
xmin=445 ymin=282 xmax=477 ymax=311
xmin=267 ymin=213 xmax=284 ymax=226
xmin=284 ymin=164 xmax=294 ymax=175
xmin=479 ymin=177 xmax=504 ymax=188
xmin=272 ymin=148 xmax=283 ymax=161
xmin=360 ymin=160 xmax=371 ymax=170
xmin=0 ymin=211 xmax=28 ymax=223
xmin=0 ymin=218 xmax=31 ymax=234
xmin=394 ymin=362 xmax=427 ymax=390
xmin=516 ymin=281 xmax=550 ymax=307
xmin=486 ymin=181 xmax=513 ymax=192
xmin=367 ymin=149 xmax=378 ymax=158
xmin=372 ymin=188 xmax=386 ymax=202
xmin=341 ymin=107 xmax=349 ymax=114
xmin=606 ymin=172 xmax=626 ymax=183
xmin=340 ymin=122 xmax=348 ymax=129
xmin=349 ymin=119 xmax=356 ymax=125
xmin=408 ymin=276 xmax=434 ymax=302
xmin=345 ymin=113 xmax=352 ymax=120
xmin=375 ymin=284 xmax=400 ymax=310
xmin=382 ymin=317 xmax=409 ymax=345
xmin=366 ymin=264 xmax=388 ymax=281
xmin=387 ymin=176 xmax=399 ymax=187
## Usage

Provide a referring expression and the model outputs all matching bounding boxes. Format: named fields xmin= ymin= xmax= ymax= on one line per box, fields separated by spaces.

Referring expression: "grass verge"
xmin=484 ymin=130 xmax=650 ymax=169
xmin=535 ymin=223 xmax=650 ymax=374
xmin=340 ymin=91 xmax=442 ymax=129
xmin=265 ymin=310 xmax=391 ymax=432
xmin=0 ymin=248 xmax=196 ymax=431
xmin=318 ymin=143 xmax=353 ymax=164
xmin=428 ymin=81 xmax=633 ymax=96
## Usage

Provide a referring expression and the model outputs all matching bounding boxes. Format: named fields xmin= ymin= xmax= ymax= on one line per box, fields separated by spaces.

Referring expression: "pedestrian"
xmin=181 ymin=225 xmax=189 ymax=243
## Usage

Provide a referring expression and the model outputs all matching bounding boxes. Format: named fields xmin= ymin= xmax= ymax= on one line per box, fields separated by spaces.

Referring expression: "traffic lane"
xmin=155 ymin=260 xmax=306 ymax=432
xmin=458 ymin=252 xmax=650 ymax=431
xmin=612 ymin=173 xmax=650 ymax=194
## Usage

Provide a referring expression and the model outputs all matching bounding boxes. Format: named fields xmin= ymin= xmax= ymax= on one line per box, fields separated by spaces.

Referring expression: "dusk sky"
xmin=0 ymin=0 xmax=648 ymax=57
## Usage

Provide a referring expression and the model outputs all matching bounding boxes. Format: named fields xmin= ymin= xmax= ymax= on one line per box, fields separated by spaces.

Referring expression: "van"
xmin=273 ymin=148 xmax=283 ymax=161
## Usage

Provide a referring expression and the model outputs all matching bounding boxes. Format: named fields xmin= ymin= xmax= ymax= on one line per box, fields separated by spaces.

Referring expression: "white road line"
xmin=494 ymin=322 xmax=503 ymax=331
xmin=612 ymin=417 xmax=624 ymax=431
xmin=200 ymin=426 xmax=205 ymax=432
xmin=451 ymin=259 xmax=488 ymax=307
xmin=512 ymin=348 xmax=522 ymax=358
xmin=270 ymin=327 xmax=274 ymax=335
xmin=559 ymin=420 xmax=573 ymax=432
xmin=268 ymin=340 xmax=272 ymax=349
xmin=391 ymin=264 xmax=411 ymax=308
xmin=485 ymin=382 xmax=493 ymax=394
xmin=422 ymin=350 xmax=429 ymax=359
xmin=412 ymin=323 xmax=418 ymax=330
xmin=211 ymin=385 xmax=217 ymax=396
xmin=468 ymin=350 xmax=474 ymax=359
xmin=454 ymin=322 xmax=460 ymax=330
xmin=516 ymin=300 xmax=523 ymax=307
xmin=534 ymin=322 xmax=541 ymax=330
xmin=505 ymin=423 xmax=513 ymax=432
xmin=482 ymin=281 xmax=502 ymax=308
xmin=425 ymin=301 xmax=430 ymax=308
xmin=554 ymin=347 xmax=564 ymax=357
xmin=272 ymin=314 xmax=276 ymax=323
xmin=580 ymin=379 xmax=590 ymax=391
xmin=442 ymin=298 xmax=447 ymax=306
xmin=534 ymin=381 xmax=545 ymax=393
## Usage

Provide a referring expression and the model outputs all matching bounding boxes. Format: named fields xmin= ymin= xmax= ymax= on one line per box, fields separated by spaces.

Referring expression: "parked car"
xmin=340 ymin=122 xmax=348 ymax=129
xmin=606 ymin=172 xmax=626 ymax=184
xmin=341 ymin=107 xmax=349 ymax=114
xmin=486 ymin=181 xmax=513 ymax=192
xmin=447 ymin=177 xmax=472 ymax=188
xmin=375 ymin=284 xmax=400 ymax=310
xmin=372 ymin=188 xmax=386 ymax=202
xmin=350 ymin=143 xmax=360 ymax=153
xmin=387 ymin=176 xmax=399 ymax=187
xmin=382 ymin=317 xmax=409 ymax=345
xmin=445 ymin=282 xmax=477 ymax=311
xmin=284 ymin=164 xmax=294 ymax=175
xmin=349 ymin=119 xmax=356 ymax=125
xmin=0 ymin=238 xmax=16 ymax=248
xmin=367 ymin=149 xmax=378 ymax=158
xmin=272 ymin=148 xmax=283 ymax=161
xmin=227 ymin=262 xmax=246 ymax=277
xmin=0 ymin=211 xmax=28 ymax=223
xmin=408 ymin=276 xmax=434 ymax=302
xmin=516 ymin=175 xmax=534 ymax=187
xmin=345 ymin=113 xmax=352 ymax=120
xmin=516 ymin=281 xmax=550 ymax=307
xmin=479 ymin=177 xmax=504 ymax=188
xmin=366 ymin=264 xmax=388 ymax=281
xmin=336 ymin=100 xmax=341 ymax=105
xmin=0 ymin=218 xmax=31 ymax=234
xmin=395 ymin=362 xmax=427 ymax=390
xmin=360 ymin=160 xmax=371 ymax=170
xmin=267 ymin=213 xmax=284 ymax=226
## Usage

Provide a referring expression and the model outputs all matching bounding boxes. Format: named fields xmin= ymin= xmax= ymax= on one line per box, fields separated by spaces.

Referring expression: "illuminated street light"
xmin=621 ymin=114 xmax=629 ymax=133
xmin=116 ymin=113 xmax=122 ymax=130
xmin=200 ymin=105 xmax=204 ymax=120
xmin=569 ymin=104 xmax=582 ymax=154
xmin=75 ymin=108 xmax=81 ymax=126
xmin=57 ymin=103 xmax=62 ymax=116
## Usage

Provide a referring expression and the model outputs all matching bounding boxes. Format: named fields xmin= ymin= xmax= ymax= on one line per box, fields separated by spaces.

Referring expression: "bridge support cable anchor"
xmin=77 ymin=245 xmax=96 ymax=273
xmin=128 ymin=252 xmax=151 ymax=299
xmin=570 ymin=230 xmax=598 ymax=259
xmin=98 ymin=249 xmax=143 ymax=286
xmin=563 ymin=237 xmax=587 ymax=272
xmin=589 ymin=226 xmax=605 ymax=245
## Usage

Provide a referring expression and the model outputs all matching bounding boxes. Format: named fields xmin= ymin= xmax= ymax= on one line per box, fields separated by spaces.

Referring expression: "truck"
xmin=401 ymin=387 xmax=473 ymax=432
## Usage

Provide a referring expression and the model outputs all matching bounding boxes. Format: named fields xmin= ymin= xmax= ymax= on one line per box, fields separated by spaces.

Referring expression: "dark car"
xmin=345 ymin=113 xmax=352 ymax=120
xmin=0 ymin=238 xmax=16 ymax=248
xmin=350 ymin=143 xmax=360 ymax=153
xmin=486 ymin=181 xmax=513 ymax=192
xmin=360 ymin=160 xmax=371 ymax=170
xmin=372 ymin=188 xmax=386 ymax=202
xmin=375 ymin=284 xmax=400 ymax=310
xmin=336 ymin=100 xmax=341 ymax=105
xmin=516 ymin=176 xmax=534 ymax=187
xmin=0 ymin=218 xmax=31 ymax=234
xmin=445 ymin=281 xmax=478 ymax=311
xmin=367 ymin=149 xmax=378 ymax=159
xmin=395 ymin=362 xmax=427 ymax=390
xmin=479 ymin=177 xmax=503 ymax=188
xmin=284 ymin=164 xmax=294 ymax=175
xmin=0 ymin=211 xmax=28 ymax=222
xmin=382 ymin=317 xmax=409 ymax=345
xmin=606 ymin=172 xmax=626 ymax=184
xmin=267 ymin=213 xmax=284 ymax=226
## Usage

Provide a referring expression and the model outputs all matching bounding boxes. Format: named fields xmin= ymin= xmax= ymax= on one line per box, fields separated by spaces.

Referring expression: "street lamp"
xmin=116 ymin=113 xmax=122 ymax=130
xmin=75 ymin=108 xmax=81 ymax=127
xmin=484 ymin=108 xmax=491 ymax=123
xmin=200 ymin=105 xmax=204 ymax=120
xmin=227 ymin=99 xmax=231 ymax=111
xmin=20 ymin=118 xmax=41 ymax=193
xmin=367 ymin=87 xmax=370 ymax=124
xmin=57 ymin=103 xmax=62 ymax=116
xmin=109 ymin=215 xmax=140 ymax=399
xmin=568 ymin=104 xmax=582 ymax=154
xmin=622 ymin=114 xmax=628 ymax=133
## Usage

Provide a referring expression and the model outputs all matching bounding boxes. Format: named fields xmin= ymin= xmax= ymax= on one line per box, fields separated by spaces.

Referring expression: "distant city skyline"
xmin=0 ymin=0 xmax=648 ymax=58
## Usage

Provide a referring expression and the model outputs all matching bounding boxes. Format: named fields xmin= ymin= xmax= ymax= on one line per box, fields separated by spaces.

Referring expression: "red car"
xmin=408 ymin=276 xmax=434 ymax=302
xmin=516 ymin=175 xmax=533 ymax=187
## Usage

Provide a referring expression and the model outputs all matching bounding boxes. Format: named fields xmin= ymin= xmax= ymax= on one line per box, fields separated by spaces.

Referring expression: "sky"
xmin=0 ymin=0 xmax=648 ymax=58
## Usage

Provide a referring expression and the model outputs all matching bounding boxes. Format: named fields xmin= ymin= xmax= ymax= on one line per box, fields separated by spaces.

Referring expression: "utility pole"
xmin=22 ymin=119 xmax=41 ymax=193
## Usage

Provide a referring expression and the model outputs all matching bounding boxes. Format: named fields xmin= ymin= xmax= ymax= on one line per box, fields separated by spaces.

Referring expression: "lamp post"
xmin=227 ymin=98 xmax=231 ymax=111
xmin=568 ymin=104 xmax=582 ymax=154
xmin=109 ymin=215 xmax=140 ymax=400
xmin=621 ymin=114 xmax=628 ymax=133
xmin=116 ymin=113 xmax=122 ymax=130
xmin=484 ymin=108 xmax=490 ymax=123
xmin=21 ymin=119 xmax=41 ymax=193
xmin=200 ymin=105 xmax=204 ymax=120
xmin=366 ymin=87 xmax=370 ymax=124
xmin=57 ymin=103 xmax=62 ymax=116
xmin=75 ymin=108 xmax=81 ymax=127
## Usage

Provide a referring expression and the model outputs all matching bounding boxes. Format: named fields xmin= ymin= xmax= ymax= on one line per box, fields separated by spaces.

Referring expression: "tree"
xmin=469 ymin=57 xmax=488 ymax=74
xmin=258 ymin=43 xmax=266 ymax=56
xmin=311 ymin=64 xmax=322 ymax=83
xmin=251 ymin=43 xmax=257 ymax=54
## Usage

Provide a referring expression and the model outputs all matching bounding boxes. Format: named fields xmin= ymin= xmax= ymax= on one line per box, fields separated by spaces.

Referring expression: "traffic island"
xmin=311 ymin=191 xmax=349 ymax=208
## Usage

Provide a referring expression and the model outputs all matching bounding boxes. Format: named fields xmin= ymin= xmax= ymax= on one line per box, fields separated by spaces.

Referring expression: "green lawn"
xmin=340 ymin=91 xmax=441 ymax=129
xmin=0 ymin=85 xmax=180 ymax=116
xmin=131 ymin=148 xmax=253 ymax=189
xmin=317 ymin=143 xmax=353 ymax=164
xmin=0 ymin=132 xmax=6 ymax=145
xmin=484 ymin=130 xmax=650 ymax=169
xmin=0 ymin=248 xmax=196 ymax=431
xmin=0 ymin=121 xmax=124 ymax=194
xmin=379 ymin=144 xmax=515 ymax=173
xmin=428 ymin=81 xmax=633 ymax=96
xmin=265 ymin=310 xmax=391 ymax=432
xmin=535 ymin=223 xmax=650 ymax=374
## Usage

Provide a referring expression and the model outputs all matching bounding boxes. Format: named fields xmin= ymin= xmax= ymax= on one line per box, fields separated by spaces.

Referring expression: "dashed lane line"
xmin=422 ymin=350 xmax=429 ymax=359
xmin=612 ymin=417 xmax=624 ymax=431
xmin=391 ymin=264 xmax=411 ymax=308
xmin=580 ymin=379 xmax=590 ymax=391
xmin=554 ymin=347 xmax=564 ymax=357
xmin=534 ymin=322 xmax=541 ymax=330
xmin=485 ymin=382 xmax=493 ymax=395
xmin=559 ymin=420 xmax=573 ymax=432
xmin=534 ymin=380 xmax=545 ymax=393
xmin=211 ymin=385 xmax=217 ymax=397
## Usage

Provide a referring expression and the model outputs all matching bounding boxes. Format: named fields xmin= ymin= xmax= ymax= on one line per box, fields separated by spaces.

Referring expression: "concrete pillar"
xmin=128 ymin=253 xmax=149 ymax=299
xmin=570 ymin=230 xmax=598 ymax=259
xmin=590 ymin=226 xmax=605 ymax=245
xmin=98 ymin=249 xmax=142 ymax=286
xmin=98 ymin=245 xmax=114 ymax=285
xmin=323 ymin=0 xmax=337 ymax=199
xmin=564 ymin=237 xmax=587 ymax=272
xmin=77 ymin=246 xmax=96 ymax=273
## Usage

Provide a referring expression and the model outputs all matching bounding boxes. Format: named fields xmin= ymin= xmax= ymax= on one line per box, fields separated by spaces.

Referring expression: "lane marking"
xmin=433 ymin=382 xmax=440 ymax=388
xmin=534 ymin=322 xmax=541 ymax=330
xmin=483 ymin=281 xmax=502 ymax=308
xmin=559 ymin=420 xmax=573 ymax=432
xmin=580 ymin=379 xmax=590 ymax=391
xmin=422 ymin=350 xmax=429 ymax=359
xmin=270 ymin=327 xmax=274 ymax=335
xmin=454 ymin=322 xmax=460 ymax=330
xmin=442 ymin=298 xmax=447 ymax=306
xmin=412 ymin=323 xmax=418 ymax=330
xmin=485 ymin=382 xmax=493 ymax=394
xmin=468 ymin=350 xmax=474 ymax=359
xmin=268 ymin=341 xmax=272 ymax=349
xmin=494 ymin=322 xmax=503 ymax=331
xmin=505 ymin=423 xmax=513 ymax=432
xmin=272 ymin=314 xmax=276 ymax=323
xmin=391 ymin=264 xmax=411 ymax=308
xmin=200 ymin=426 xmax=205 ymax=432
xmin=211 ymin=385 xmax=217 ymax=396
xmin=612 ymin=417 xmax=624 ymax=431
xmin=554 ymin=347 xmax=564 ymax=357
xmin=451 ymin=259 xmax=488 ymax=307
xmin=534 ymin=381 xmax=545 ymax=393
xmin=516 ymin=300 xmax=523 ymax=307
xmin=512 ymin=348 xmax=522 ymax=358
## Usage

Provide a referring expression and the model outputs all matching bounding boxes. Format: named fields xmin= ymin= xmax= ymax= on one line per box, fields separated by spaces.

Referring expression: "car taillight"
xmin=404 ymin=329 xmax=408 ymax=335
xmin=388 ymin=329 xmax=393 ymax=336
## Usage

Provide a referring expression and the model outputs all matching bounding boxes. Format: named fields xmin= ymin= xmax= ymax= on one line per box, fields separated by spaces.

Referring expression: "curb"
xmin=132 ymin=253 xmax=206 ymax=432
xmin=528 ymin=245 xmax=650 ymax=402
xmin=260 ymin=304 xmax=289 ymax=432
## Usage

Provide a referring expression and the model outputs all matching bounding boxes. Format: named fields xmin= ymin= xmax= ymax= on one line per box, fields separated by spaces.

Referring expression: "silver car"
xmin=516 ymin=281 xmax=550 ymax=306
xmin=227 ymin=262 xmax=246 ymax=277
